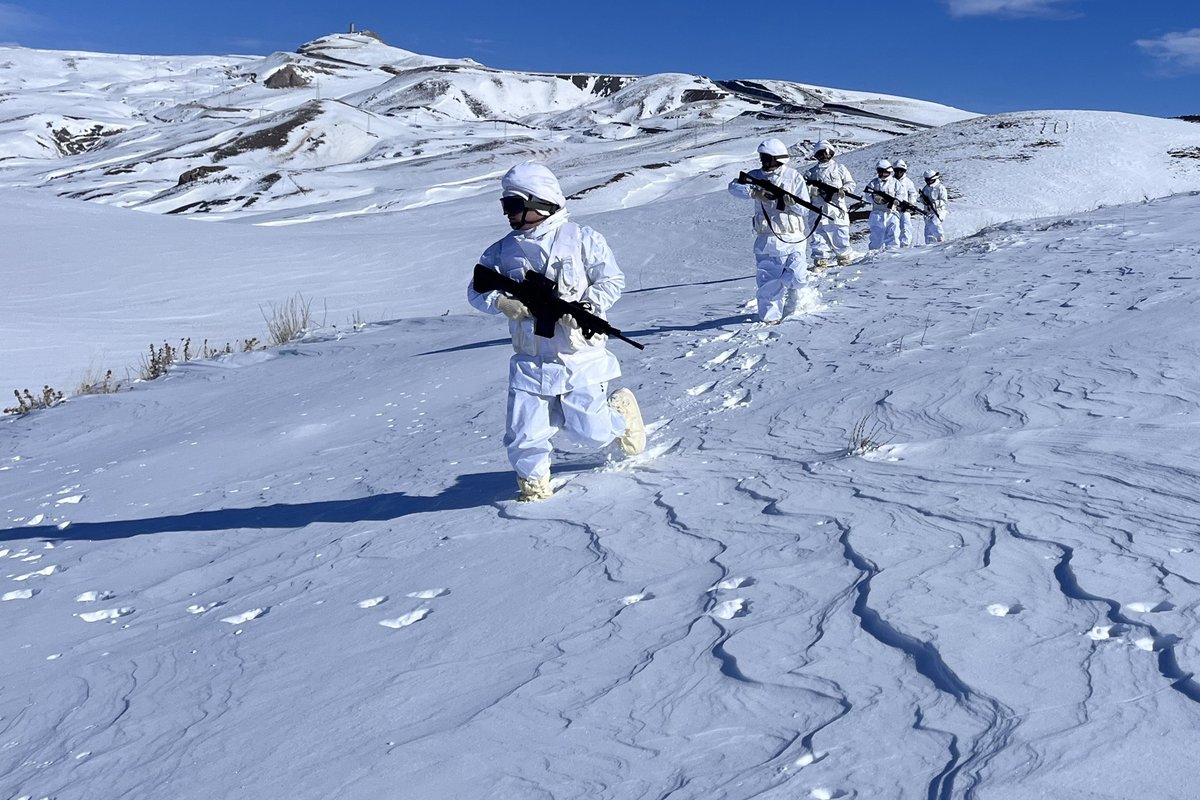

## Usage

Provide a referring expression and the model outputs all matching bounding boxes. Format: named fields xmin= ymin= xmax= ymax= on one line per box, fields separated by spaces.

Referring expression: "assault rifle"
xmin=867 ymin=186 xmax=927 ymax=217
xmin=738 ymin=172 xmax=832 ymax=221
xmin=804 ymin=177 xmax=865 ymax=205
xmin=921 ymin=191 xmax=943 ymax=220
xmin=472 ymin=264 xmax=645 ymax=350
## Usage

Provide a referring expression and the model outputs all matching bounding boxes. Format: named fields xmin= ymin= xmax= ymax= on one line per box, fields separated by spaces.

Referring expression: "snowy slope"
xmin=4 ymin=190 xmax=1200 ymax=799
xmin=3 ymin=34 xmax=1200 ymax=800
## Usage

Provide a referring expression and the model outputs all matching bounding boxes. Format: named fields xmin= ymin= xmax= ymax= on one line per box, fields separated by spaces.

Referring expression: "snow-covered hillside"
xmin=0 ymin=32 xmax=967 ymax=220
xmin=4 ymin=34 xmax=1200 ymax=395
xmin=4 ymin=34 xmax=1200 ymax=800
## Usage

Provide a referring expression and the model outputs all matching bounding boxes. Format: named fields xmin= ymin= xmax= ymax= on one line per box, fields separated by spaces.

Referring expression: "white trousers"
xmin=924 ymin=214 xmax=945 ymax=243
xmin=810 ymin=220 xmax=852 ymax=261
xmin=868 ymin=210 xmax=900 ymax=251
xmin=753 ymin=234 xmax=808 ymax=322
xmin=505 ymin=381 xmax=625 ymax=480
xmin=898 ymin=212 xmax=914 ymax=247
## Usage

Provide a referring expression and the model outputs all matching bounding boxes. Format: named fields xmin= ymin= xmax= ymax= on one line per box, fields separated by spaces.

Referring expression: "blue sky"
xmin=1 ymin=1 xmax=1197 ymax=117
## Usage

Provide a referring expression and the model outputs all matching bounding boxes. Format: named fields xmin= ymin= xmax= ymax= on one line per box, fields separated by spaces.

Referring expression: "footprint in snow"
xmin=187 ymin=601 xmax=224 ymax=614
xmin=720 ymin=389 xmax=751 ymax=409
xmin=711 ymin=576 xmax=755 ymax=592
xmin=687 ymin=381 xmax=717 ymax=397
xmin=706 ymin=348 xmax=738 ymax=368
xmin=2 ymin=589 xmax=38 ymax=601
xmin=710 ymin=599 xmax=748 ymax=620
xmin=986 ymin=603 xmax=1023 ymax=617
xmin=13 ymin=566 xmax=58 ymax=581
xmin=358 ymin=596 xmax=388 ymax=608
xmin=1086 ymin=624 xmax=1127 ymax=641
xmin=78 ymin=607 xmax=135 ymax=623
xmin=781 ymin=749 xmax=827 ymax=771
xmin=380 ymin=608 xmax=430 ymax=629
xmin=1124 ymin=600 xmax=1174 ymax=613
xmin=76 ymin=590 xmax=116 ymax=603
xmin=1132 ymin=633 xmax=1161 ymax=652
xmin=622 ymin=592 xmax=654 ymax=605
xmin=220 ymin=608 xmax=268 ymax=625
xmin=809 ymin=788 xmax=849 ymax=799
xmin=406 ymin=588 xmax=450 ymax=599
xmin=739 ymin=354 xmax=764 ymax=370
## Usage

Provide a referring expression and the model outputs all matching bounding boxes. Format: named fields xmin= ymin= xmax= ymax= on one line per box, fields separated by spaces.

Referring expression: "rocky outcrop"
xmin=264 ymin=65 xmax=311 ymax=89
xmin=177 ymin=165 xmax=227 ymax=185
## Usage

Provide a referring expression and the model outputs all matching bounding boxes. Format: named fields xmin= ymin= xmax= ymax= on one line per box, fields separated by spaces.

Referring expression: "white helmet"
xmin=893 ymin=158 xmax=908 ymax=170
xmin=875 ymin=159 xmax=892 ymax=170
xmin=501 ymin=162 xmax=566 ymax=209
xmin=757 ymin=138 xmax=790 ymax=159
xmin=813 ymin=140 xmax=835 ymax=158
xmin=923 ymin=169 xmax=940 ymax=180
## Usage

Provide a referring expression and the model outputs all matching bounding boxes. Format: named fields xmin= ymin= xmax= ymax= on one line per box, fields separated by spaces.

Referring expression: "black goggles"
xmin=759 ymin=153 xmax=786 ymax=167
xmin=500 ymin=194 xmax=558 ymax=216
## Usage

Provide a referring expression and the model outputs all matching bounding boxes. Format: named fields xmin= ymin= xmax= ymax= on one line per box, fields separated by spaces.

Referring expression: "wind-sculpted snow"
xmin=4 ymin=190 xmax=1200 ymax=798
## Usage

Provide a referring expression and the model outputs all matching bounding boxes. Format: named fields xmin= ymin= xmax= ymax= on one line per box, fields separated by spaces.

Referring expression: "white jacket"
xmin=803 ymin=160 xmax=857 ymax=222
xmin=920 ymin=181 xmax=948 ymax=217
xmin=468 ymin=211 xmax=623 ymax=394
xmin=865 ymin=175 xmax=904 ymax=214
xmin=895 ymin=175 xmax=919 ymax=210
xmin=728 ymin=165 xmax=811 ymax=237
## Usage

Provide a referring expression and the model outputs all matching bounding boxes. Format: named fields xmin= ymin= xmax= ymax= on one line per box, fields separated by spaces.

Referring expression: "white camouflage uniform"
xmin=920 ymin=174 xmax=949 ymax=243
xmin=727 ymin=140 xmax=813 ymax=322
xmin=894 ymin=168 xmax=919 ymax=247
xmin=864 ymin=170 xmax=902 ymax=251
xmin=803 ymin=153 xmax=856 ymax=264
xmin=468 ymin=164 xmax=628 ymax=482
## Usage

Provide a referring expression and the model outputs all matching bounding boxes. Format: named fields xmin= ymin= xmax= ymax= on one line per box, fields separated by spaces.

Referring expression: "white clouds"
xmin=944 ymin=0 xmax=1074 ymax=17
xmin=1136 ymin=29 xmax=1200 ymax=73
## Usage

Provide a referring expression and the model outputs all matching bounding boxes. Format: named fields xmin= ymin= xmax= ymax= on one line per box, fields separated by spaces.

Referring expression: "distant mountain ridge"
xmin=0 ymin=32 xmax=973 ymax=220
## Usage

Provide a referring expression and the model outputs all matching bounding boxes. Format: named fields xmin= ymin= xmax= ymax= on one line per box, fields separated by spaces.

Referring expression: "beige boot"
xmin=516 ymin=474 xmax=553 ymax=502
xmin=608 ymin=388 xmax=646 ymax=456
xmin=811 ymin=257 xmax=831 ymax=272
xmin=836 ymin=253 xmax=854 ymax=266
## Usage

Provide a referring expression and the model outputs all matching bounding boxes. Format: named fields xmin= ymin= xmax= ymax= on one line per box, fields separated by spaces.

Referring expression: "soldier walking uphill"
xmin=803 ymin=140 xmax=857 ymax=269
xmin=467 ymin=162 xmax=646 ymax=502
xmin=892 ymin=159 xmax=919 ymax=248
xmin=864 ymin=159 xmax=903 ymax=251
xmin=920 ymin=169 xmax=949 ymax=243
xmin=727 ymin=138 xmax=814 ymax=324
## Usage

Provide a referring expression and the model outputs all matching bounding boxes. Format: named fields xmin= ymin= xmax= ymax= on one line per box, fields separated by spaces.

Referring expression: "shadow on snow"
xmin=1 ymin=470 xmax=514 ymax=544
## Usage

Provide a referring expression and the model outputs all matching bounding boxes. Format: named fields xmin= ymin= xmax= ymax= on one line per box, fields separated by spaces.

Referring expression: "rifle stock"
xmin=472 ymin=264 xmax=645 ymax=350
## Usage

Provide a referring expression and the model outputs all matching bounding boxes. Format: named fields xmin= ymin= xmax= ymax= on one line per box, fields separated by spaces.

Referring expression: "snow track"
xmin=5 ymin=184 xmax=1200 ymax=798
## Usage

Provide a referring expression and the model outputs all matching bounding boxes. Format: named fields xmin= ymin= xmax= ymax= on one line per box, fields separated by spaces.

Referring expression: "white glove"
xmin=497 ymin=295 xmax=530 ymax=320
xmin=561 ymin=300 xmax=595 ymax=331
